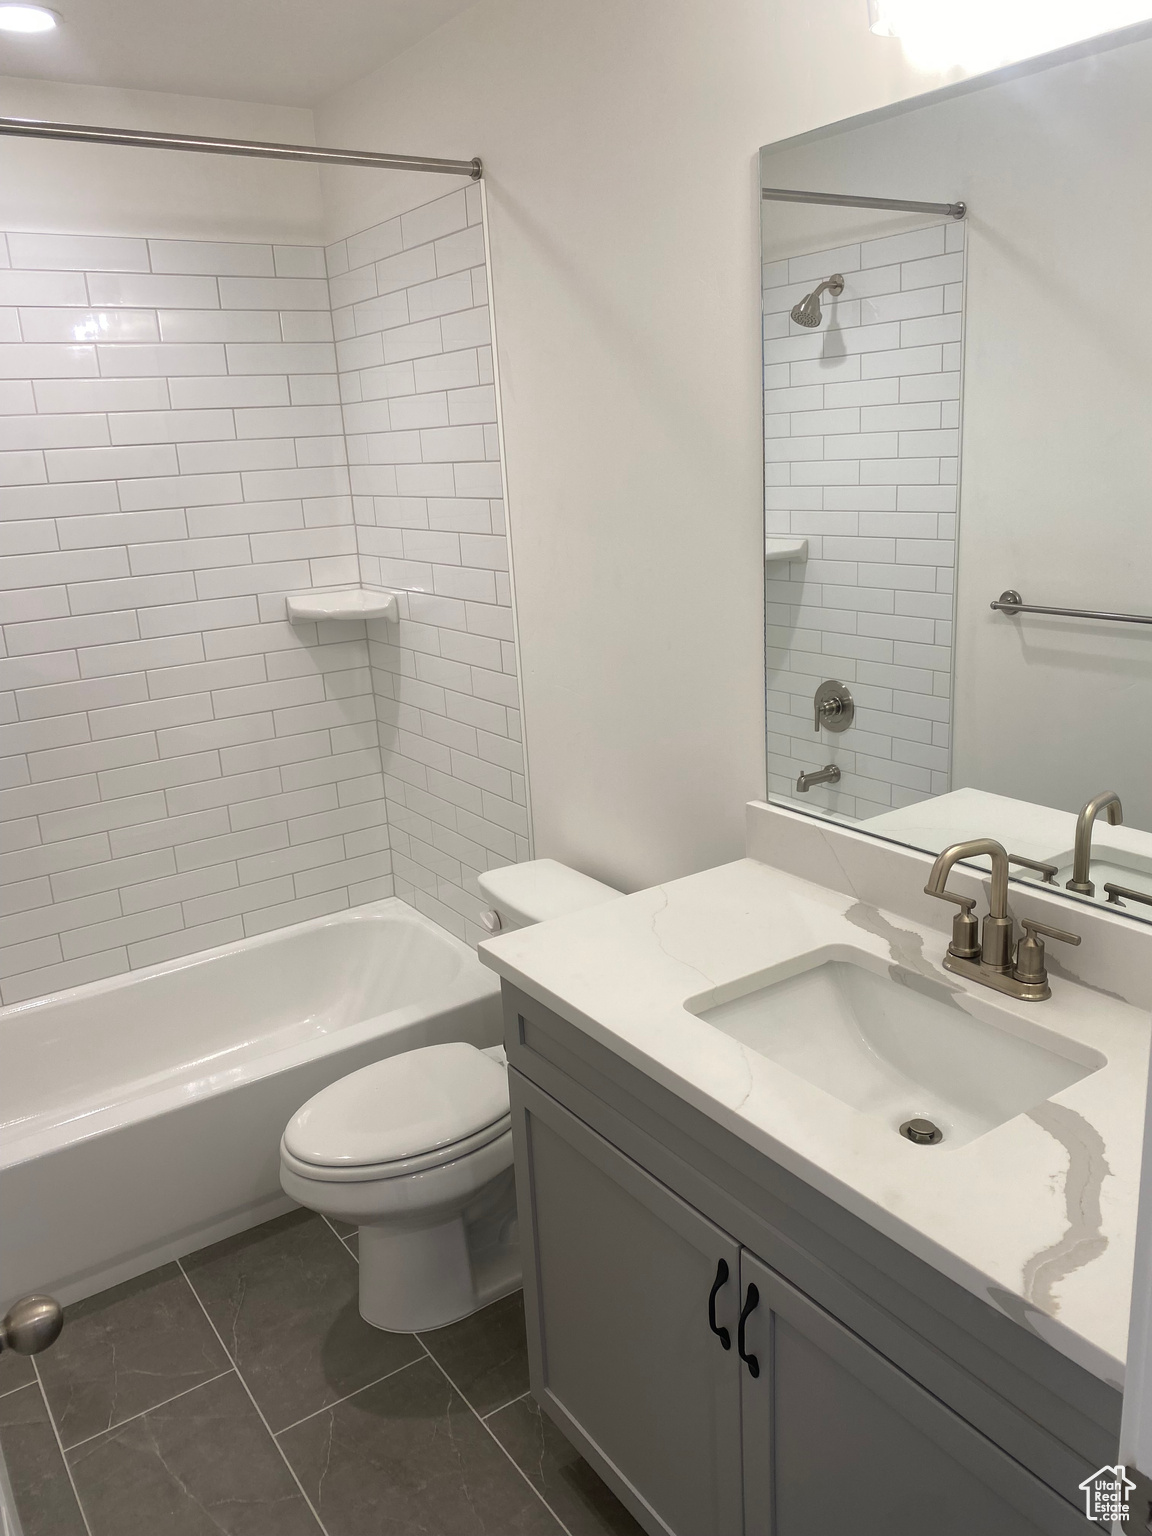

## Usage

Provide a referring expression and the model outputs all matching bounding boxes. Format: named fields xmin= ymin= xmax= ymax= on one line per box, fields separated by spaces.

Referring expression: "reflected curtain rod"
xmin=761 ymin=186 xmax=965 ymax=219
xmin=0 ymin=116 xmax=482 ymax=179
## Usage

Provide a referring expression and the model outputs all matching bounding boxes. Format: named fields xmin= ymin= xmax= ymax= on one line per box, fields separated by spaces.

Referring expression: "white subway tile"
xmin=0 ymin=271 xmax=88 ymax=305
xmin=21 ymin=307 xmax=159 ymax=343
xmin=0 ymin=344 xmax=96 ymax=378
xmin=149 ymin=239 xmax=274 ymax=276
xmin=88 ymin=272 xmax=219 ymax=308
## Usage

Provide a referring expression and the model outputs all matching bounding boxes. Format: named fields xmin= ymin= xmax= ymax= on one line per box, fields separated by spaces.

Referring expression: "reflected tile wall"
xmin=762 ymin=222 xmax=964 ymax=820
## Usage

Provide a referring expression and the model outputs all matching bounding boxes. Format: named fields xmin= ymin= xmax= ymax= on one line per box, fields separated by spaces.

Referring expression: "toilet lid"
xmin=283 ymin=1042 xmax=510 ymax=1169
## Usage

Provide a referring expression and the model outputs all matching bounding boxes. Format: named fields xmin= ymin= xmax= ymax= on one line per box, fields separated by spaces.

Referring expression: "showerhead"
xmin=790 ymin=273 xmax=845 ymax=328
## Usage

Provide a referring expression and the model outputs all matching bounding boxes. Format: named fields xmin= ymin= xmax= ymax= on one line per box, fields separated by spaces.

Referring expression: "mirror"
xmin=760 ymin=22 xmax=1152 ymax=922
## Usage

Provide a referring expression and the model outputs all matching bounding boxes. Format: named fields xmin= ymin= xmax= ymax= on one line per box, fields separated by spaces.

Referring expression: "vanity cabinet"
xmin=526 ymin=1104 xmax=742 ymax=1534
xmin=506 ymin=984 xmax=1113 ymax=1536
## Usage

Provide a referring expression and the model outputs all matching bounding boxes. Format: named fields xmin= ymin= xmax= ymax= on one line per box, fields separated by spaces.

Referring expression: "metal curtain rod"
xmin=0 ymin=116 xmax=482 ymax=179
xmin=991 ymin=589 xmax=1152 ymax=627
xmin=761 ymin=186 xmax=965 ymax=220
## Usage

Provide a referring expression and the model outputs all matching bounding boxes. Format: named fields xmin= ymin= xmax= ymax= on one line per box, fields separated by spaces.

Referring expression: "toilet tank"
xmin=476 ymin=859 xmax=621 ymax=933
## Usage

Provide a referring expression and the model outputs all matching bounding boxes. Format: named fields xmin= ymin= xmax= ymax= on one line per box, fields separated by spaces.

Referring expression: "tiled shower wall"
xmin=0 ymin=190 xmax=524 ymax=1004
xmin=327 ymin=185 xmax=529 ymax=946
xmin=762 ymin=222 xmax=964 ymax=820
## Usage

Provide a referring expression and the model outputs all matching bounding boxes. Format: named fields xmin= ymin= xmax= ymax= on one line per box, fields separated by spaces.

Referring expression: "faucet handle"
xmin=1013 ymin=918 xmax=1081 ymax=991
xmin=1007 ymin=854 xmax=1059 ymax=885
xmin=1020 ymin=918 xmax=1081 ymax=948
xmin=923 ymin=886 xmax=980 ymax=959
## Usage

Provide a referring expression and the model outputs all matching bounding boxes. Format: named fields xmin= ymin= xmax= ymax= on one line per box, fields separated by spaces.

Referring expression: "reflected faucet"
xmin=1066 ymin=791 xmax=1123 ymax=897
xmin=923 ymin=837 xmax=1080 ymax=1001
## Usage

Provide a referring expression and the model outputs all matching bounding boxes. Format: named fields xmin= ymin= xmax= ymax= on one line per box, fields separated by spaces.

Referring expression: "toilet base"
xmin=357 ymin=1212 xmax=521 ymax=1332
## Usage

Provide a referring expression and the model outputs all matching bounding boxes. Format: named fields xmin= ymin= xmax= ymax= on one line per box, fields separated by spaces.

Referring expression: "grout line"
xmin=175 ymin=1258 xmax=330 ymax=1536
xmin=319 ymin=1214 xmax=355 ymax=1254
xmin=481 ymin=1387 xmax=532 ymax=1422
xmin=272 ymin=1355 xmax=423 ymax=1437
xmin=415 ymin=1338 xmax=574 ymax=1536
xmin=60 ymin=1369 xmax=236 ymax=1454
xmin=0 ymin=1380 xmax=38 ymax=1403
xmin=30 ymin=1358 xmax=93 ymax=1536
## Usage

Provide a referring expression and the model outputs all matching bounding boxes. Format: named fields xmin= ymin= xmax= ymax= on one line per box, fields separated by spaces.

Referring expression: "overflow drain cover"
xmin=900 ymin=1117 xmax=943 ymax=1146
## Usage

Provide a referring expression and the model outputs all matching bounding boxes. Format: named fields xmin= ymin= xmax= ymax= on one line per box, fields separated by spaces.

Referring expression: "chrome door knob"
xmin=0 ymin=1294 xmax=63 ymax=1356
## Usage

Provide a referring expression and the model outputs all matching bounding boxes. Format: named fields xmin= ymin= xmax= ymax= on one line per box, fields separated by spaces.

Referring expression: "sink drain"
xmin=900 ymin=1117 xmax=943 ymax=1146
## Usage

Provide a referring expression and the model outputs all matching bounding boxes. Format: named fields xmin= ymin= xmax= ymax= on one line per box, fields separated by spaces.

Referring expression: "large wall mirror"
xmin=760 ymin=20 xmax=1152 ymax=924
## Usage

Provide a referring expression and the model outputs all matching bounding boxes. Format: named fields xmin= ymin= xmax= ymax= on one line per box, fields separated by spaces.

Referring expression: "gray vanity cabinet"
xmin=739 ymin=1250 xmax=1067 ymax=1535
xmin=521 ymin=1093 xmax=744 ymax=1535
xmin=509 ymin=985 xmax=1103 ymax=1536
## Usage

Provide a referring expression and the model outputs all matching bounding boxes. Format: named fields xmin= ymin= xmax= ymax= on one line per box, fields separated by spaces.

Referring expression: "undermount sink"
xmin=686 ymin=954 xmax=1105 ymax=1148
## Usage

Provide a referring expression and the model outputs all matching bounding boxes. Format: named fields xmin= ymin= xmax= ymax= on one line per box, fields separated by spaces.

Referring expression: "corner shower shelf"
xmin=764 ymin=536 xmax=808 ymax=563
xmin=286 ymin=588 xmax=399 ymax=623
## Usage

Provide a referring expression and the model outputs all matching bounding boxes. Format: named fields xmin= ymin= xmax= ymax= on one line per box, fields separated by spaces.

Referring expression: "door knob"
xmin=0 ymin=1295 xmax=63 ymax=1356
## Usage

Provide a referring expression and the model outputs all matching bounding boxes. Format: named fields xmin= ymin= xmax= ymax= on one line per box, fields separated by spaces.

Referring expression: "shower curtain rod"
xmin=0 ymin=116 xmax=482 ymax=178
xmin=761 ymin=186 xmax=965 ymax=219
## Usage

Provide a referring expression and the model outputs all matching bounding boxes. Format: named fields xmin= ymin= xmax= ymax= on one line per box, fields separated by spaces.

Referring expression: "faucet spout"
xmin=1067 ymin=791 xmax=1123 ymax=897
xmin=926 ymin=838 xmax=1010 ymax=919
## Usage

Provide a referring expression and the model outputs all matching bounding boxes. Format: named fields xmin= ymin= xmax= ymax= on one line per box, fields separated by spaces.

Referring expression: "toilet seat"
xmin=282 ymin=1041 xmax=511 ymax=1182
xmin=280 ymin=1113 xmax=513 ymax=1183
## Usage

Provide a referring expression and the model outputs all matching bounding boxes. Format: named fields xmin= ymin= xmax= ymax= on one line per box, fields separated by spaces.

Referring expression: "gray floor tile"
xmin=278 ymin=1355 xmax=563 ymax=1536
xmin=36 ymin=1261 xmax=230 ymax=1449
xmin=0 ymin=1347 xmax=35 ymax=1398
xmin=0 ymin=1382 xmax=87 ymax=1536
xmin=183 ymin=1208 xmax=423 ymax=1432
xmin=67 ymin=1371 xmax=319 ymax=1536
xmin=488 ymin=1395 xmax=647 ymax=1536
xmin=419 ymin=1289 xmax=530 ymax=1415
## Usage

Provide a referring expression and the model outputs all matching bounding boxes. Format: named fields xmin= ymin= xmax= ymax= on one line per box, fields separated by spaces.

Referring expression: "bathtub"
xmin=0 ymin=898 xmax=501 ymax=1308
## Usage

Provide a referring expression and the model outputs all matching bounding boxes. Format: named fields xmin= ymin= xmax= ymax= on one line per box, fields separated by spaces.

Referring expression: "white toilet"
xmin=279 ymin=859 xmax=620 ymax=1332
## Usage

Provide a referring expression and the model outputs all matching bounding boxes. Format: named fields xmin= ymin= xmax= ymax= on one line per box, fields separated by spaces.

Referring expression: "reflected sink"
xmin=687 ymin=956 xmax=1105 ymax=1148
xmin=1028 ymin=850 xmax=1152 ymax=903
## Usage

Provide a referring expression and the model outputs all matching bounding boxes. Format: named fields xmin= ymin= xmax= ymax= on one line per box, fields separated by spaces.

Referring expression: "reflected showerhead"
xmin=790 ymin=273 xmax=845 ymax=328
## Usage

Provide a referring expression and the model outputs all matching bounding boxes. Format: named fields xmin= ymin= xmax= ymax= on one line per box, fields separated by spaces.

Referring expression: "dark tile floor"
xmin=0 ymin=1208 xmax=645 ymax=1536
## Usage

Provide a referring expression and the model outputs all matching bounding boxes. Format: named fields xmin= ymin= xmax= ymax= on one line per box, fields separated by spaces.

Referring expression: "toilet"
xmin=279 ymin=859 xmax=621 ymax=1332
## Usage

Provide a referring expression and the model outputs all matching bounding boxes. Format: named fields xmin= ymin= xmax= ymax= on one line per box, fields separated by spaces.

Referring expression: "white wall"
xmin=313 ymin=0 xmax=945 ymax=892
xmin=0 ymin=76 xmax=323 ymax=244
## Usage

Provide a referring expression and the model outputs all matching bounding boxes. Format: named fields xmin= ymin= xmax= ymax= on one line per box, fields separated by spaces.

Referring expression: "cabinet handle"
xmin=707 ymin=1258 xmax=731 ymax=1349
xmin=737 ymin=1283 xmax=760 ymax=1378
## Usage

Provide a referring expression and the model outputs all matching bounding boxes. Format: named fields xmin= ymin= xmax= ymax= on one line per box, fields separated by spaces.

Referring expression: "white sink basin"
xmin=687 ymin=954 xmax=1105 ymax=1148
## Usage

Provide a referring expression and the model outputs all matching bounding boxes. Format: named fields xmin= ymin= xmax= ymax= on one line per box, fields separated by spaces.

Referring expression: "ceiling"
xmin=0 ymin=0 xmax=480 ymax=107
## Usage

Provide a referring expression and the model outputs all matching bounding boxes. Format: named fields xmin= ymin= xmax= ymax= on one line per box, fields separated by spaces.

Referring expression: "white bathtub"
xmin=0 ymin=898 xmax=501 ymax=1308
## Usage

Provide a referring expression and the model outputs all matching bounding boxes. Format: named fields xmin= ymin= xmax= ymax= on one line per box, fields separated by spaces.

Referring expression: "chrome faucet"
xmin=1066 ymin=790 xmax=1123 ymax=897
xmin=924 ymin=838 xmax=1079 ymax=1001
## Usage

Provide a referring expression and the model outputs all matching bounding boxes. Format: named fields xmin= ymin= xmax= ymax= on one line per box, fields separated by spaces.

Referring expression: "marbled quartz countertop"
xmin=480 ymin=856 xmax=1150 ymax=1386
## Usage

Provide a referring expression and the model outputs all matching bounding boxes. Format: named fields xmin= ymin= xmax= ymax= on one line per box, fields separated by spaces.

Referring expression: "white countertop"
xmin=480 ymin=856 xmax=1149 ymax=1386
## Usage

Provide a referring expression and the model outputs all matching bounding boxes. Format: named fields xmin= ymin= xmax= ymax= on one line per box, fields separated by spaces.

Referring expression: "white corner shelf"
xmin=286 ymin=588 xmax=399 ymax=624
xmin=764 ymin=536 xmax=809 ymax=564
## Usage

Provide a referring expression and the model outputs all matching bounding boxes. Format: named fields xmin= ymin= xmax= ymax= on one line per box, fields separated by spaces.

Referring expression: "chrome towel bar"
xmin=991 ymin=590 xmax=1152 ymax=627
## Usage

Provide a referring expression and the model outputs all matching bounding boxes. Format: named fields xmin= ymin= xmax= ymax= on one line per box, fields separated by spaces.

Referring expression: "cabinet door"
xmin=737 ymin=1250 xmax=1089 ymax=1536
xmin=512 ymin=1071 xmax=744 ymax=1536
